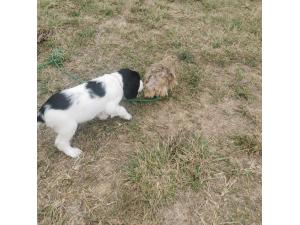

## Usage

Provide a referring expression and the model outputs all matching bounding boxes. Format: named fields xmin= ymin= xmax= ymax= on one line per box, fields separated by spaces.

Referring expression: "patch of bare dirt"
xmin=136 ymin=93 xmax=257 ymax=146
xmin=160 ymin=171 xmax=261 ymax=225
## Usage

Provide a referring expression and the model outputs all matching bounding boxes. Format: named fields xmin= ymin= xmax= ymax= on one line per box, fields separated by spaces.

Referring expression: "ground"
xmin=37 ymin=0 xmax=261 ymax=224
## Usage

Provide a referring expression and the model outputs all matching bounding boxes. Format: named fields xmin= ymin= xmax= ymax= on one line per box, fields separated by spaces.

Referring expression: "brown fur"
xmin=144 ymin=55 xmax=178 ymax=98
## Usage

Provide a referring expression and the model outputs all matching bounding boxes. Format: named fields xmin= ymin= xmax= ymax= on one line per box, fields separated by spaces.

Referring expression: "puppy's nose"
xmin=138 ymin=80 xmax=144 ymax=92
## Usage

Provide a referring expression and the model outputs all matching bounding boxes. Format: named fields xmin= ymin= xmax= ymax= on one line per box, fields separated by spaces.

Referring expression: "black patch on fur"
xmin=38 ymin=92 xmax=72 ymax=122
xmin=118 ymin=68 xmax=141 ymax=99
xmin=45 ymin=92 xmax=71 ymax=109
xmin=86 ymin=81 xmax=106 ymax=98
xmin=37 ymin=114 xmax=44 ymax=123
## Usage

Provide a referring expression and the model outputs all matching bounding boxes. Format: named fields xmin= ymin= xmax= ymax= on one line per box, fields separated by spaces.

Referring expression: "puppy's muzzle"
xmin=138 ymin=80 xmax=144 ymax=93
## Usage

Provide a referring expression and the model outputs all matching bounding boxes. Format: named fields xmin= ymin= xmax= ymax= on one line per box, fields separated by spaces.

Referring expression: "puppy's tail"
xmin=37 ymin=113 xmax=44 ymax=123
xmin=37 ymin=104 xmax=46 ymax=123
xmin=37 ymin=110 xmax=45 ymax=129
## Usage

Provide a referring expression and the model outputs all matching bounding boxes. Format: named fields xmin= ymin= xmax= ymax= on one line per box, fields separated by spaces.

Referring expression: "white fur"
xmin=40 ymin=72 xmax=143 ymax=158
xmin=138 ymin=80 xmax=143 ymax=92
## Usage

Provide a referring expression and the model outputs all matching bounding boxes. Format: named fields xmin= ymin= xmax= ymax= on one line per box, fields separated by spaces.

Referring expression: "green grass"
xmin=230 ymin=67 xmax=253 ymax=100
xmin=38 ymin=48 xmax=66 ymax=70
xmin=129 ymin=1 xmax=170 ymax=28
xmin=77 ymin=27 xmax=96 ymax=39
xmin=200 ymin=0 xmax=219 ymax=11
xmin=236 ymin=104 xmax=261 ymax=126
xmin=180 ymin=63 xmax=203 ymax=94
xmin=100 ymin=8 xmax=114 ymax=16
xmin=177 ymin=49 xmax=195 ymax=64
xmin=125 ymin=133 xmax=238 ymax=209
xmin=47 ymin=48 xmax=65 ymax=67
xmin=68 ymin=10 xmax=80 ymax=17
xmin=37 ymin=76 xmax=50 ymax=95
xmin=232 ymin=134 xmax=261 ymax=155
xmin=73 ymin=27 xmax=97 ymax=47
xmin=38 ymin=204 xmax=66 ymax=225
xmin=235 ymin=86 xmax=251 ymax=100
xmin=211 ymin=40 xmax=221 ymax=49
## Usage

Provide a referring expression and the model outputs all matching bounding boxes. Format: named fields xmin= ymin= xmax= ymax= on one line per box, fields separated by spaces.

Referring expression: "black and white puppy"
xmin=37 ymin=68 xmax=143 ymax=158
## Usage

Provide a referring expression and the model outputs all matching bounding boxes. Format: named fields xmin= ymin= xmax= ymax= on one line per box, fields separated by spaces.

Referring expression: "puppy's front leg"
xmin=54 ymin=121 xmax=82 ymax=158
xmin=106 ymin=104 xmax=132 ymax=120
xmin=116 ymin=105 xmax=132 ymax=120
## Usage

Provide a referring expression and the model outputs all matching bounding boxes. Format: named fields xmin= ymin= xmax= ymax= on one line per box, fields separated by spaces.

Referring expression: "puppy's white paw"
xmin=123 ymin=113 xmax=132 ymax=120
xmin=66 ymin=148 xmax=82 ymax=158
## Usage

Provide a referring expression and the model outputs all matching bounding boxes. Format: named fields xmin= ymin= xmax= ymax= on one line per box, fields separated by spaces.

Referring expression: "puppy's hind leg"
xmin=97 ymin=111 xmax=109 ymax=120
xmin=54 ymin=120 xmax=82 ymax=158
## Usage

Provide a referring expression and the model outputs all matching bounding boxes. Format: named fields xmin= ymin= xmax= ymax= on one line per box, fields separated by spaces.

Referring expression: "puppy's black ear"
xmin=118 ymin=68 xmax=141 ymax=99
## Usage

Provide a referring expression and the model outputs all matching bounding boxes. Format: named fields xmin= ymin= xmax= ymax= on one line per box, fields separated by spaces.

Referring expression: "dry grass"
xmin=38 ymin=0 xmax=261 ymax=224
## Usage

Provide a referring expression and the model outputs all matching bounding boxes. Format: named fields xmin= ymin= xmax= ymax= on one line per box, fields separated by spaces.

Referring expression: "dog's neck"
xmin=114 ymin=73 xmax=124 ymax=90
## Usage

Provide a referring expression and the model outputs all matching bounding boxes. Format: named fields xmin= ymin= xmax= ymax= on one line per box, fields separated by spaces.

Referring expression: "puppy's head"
xmin=118 ymin=68 xmax=143 ymax=99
